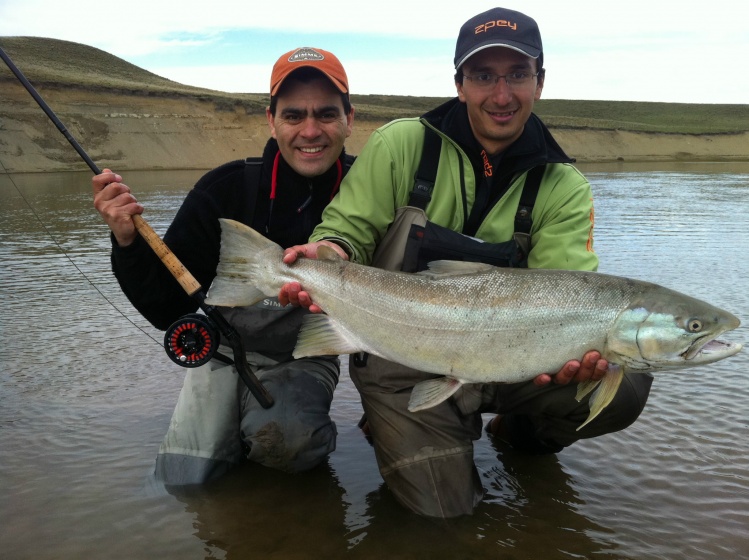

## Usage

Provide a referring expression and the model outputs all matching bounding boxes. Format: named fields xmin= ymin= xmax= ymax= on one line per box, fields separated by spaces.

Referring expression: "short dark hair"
xmin=269 ymin=67 xmax=352 ymax=116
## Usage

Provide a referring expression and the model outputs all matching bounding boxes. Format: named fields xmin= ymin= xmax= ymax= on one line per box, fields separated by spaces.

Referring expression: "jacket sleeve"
xmin=527 ymin=163 xmax=599 ymax=272
xmin=309 ymin=122 xmax=418 ymax=264
xmin=111 ymin=235 xmax=196 ymax=330
xmin=111 ymin=165 xmax=245 ymax=330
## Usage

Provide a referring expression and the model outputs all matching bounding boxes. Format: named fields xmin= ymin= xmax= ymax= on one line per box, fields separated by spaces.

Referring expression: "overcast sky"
xmin=2 ymin=0 xmax=747 ymax=104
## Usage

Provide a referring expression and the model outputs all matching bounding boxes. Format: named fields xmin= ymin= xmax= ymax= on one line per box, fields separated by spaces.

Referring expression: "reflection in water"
xmin=475 ymin=442 xmax=617 ymax=556
xmin=165 ymin=447 xmax=617 ymax=559
xmin=165 ymin=462 xmax=350 ymax=558
xmin=1 ymin=167 xmax=748 ymax=559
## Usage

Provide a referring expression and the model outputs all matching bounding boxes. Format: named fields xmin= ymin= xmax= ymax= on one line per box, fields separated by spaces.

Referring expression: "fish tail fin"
xmin=576 ymin=364 xmax=624 ymax=431
xmin=293 ymin=315 xmax=362 ymax=358
xmin=408 ymin=377 xmax=464 ymax=412
xmin=204 ymin=218 xmax=284 ymax=307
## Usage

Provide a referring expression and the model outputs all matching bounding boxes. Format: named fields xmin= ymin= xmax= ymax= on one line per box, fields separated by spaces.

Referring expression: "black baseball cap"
xmin=454 ymin=7 xmax=543 ymax=70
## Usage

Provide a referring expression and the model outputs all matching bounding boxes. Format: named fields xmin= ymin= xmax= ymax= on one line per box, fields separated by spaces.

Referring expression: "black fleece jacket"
xmin=111 ymin=138 xmax=353 ymax=330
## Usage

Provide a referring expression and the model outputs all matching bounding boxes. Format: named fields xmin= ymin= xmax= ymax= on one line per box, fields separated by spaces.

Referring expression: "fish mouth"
xmin=683 ymin=338 xmax=743 ymax=362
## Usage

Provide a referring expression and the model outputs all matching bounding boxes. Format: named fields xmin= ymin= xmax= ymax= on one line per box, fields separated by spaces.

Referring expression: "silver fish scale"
xmin=208 ymin=219 xmax=742 ymax=402
xmin=293 ymin=260 xmax=641 ymax=383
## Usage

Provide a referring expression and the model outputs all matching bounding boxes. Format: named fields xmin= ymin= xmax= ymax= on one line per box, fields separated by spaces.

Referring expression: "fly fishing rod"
xmin=1 ymin=46 xmax=273 ymax=408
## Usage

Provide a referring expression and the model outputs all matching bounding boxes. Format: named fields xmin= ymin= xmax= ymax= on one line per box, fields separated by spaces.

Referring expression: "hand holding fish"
xmin=207 ymin=219 xmax=741 ymax=428
xmin=280 ymin=241 xmax=348 ymax=313
xmin=537 ymin=351 xmax=610 ymax=387
xmin=92 ymin=168 xmax=143 ymax=247
xmin=278 ymin=240 xmax=609 ymax=387
xmin=282 ymin=240 xmax=349 ymax=264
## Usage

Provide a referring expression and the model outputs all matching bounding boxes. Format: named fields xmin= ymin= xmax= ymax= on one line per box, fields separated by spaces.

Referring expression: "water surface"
xmin=1 ymin=164 xmax=748 ymax=559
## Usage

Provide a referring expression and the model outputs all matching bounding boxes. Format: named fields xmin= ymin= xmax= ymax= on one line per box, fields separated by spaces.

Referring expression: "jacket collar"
xmin=422 ymin=97 xmax=574 ymax=172
xmin=260 ymin=137 xmax=347 ymax=191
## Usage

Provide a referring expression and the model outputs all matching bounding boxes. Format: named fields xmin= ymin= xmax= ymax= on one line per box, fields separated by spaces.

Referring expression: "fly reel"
xmin=164 ymin=313 xmax=220 ymax=367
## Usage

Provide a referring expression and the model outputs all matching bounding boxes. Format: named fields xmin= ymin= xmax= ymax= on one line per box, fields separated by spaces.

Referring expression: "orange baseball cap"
xmin=270 ymin=47 xmax=349 ymax=96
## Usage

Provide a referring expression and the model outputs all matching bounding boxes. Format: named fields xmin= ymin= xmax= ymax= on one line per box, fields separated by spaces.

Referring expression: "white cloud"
xmin=2 ymin=0 xmax=747 ymax=102
xmin=151 ymin=57 xmax=457 ymax=97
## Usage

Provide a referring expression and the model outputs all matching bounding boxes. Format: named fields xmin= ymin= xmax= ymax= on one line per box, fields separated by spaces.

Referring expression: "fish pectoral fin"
xmin=293 ymin=314 xmax=361 ymax=358
xmin=577 ymin=364 xmax=624 ymax=431
xmin=575 ymin=379 xmax=601 ymax=402
xmin=408 ymin=377 xmax=464 ymax=412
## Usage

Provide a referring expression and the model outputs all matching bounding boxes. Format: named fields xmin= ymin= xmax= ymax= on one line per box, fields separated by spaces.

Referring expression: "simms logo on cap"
xmin=288 ymin=47 xmax=325 ymax=63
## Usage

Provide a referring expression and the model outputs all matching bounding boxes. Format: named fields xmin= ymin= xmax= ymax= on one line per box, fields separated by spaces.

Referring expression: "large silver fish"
xmin=205 ymin=219 xmax=743 ymax=429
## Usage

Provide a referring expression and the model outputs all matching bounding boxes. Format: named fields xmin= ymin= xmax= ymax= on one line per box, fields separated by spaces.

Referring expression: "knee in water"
xmin=244 ymin=417 xmax=337 ymax=473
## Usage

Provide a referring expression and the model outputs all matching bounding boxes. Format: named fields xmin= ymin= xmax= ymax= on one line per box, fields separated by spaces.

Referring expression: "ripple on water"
xmin=2 ymin=169 xmax=748 ymax=559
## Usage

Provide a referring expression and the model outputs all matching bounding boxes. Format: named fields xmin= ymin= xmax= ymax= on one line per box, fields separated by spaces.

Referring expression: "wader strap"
xmin=515 ymin=164 xmax=545 ymax=234
xmin=244 ymin=157 xmax=264 ymax=224
xmin=370 ymin=206 xmax=428 ymax=272
xmin=408 ymin=127 xmax=442 ymax=210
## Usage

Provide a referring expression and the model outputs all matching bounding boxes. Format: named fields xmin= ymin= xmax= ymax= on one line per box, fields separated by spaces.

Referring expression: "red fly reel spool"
xmin=164 ymin=313 xmax=220 ymax=367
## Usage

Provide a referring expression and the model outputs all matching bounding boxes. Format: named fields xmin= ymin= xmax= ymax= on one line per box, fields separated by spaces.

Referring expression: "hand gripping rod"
xmin=1 ymin=46 xmax=273 ymax=408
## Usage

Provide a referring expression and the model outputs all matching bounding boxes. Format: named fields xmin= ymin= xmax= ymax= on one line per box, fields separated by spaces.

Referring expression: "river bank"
xmin=2 ymin=83 xmax=749 ymax=173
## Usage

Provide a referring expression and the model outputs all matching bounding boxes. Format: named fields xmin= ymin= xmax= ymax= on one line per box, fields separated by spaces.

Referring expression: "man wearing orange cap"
xmin=92 ymin=47 xmax=355 ymax=482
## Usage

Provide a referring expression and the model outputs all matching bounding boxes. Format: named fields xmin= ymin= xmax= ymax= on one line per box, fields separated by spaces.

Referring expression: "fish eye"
xmin=687 ymin=318 xmax=703 ymax=333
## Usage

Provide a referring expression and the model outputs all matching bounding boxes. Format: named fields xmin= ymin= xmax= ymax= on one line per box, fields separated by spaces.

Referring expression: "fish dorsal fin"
xmin=317 ymin=245 xmax=344 ymax=261
xmin=420 ymin=260 xmax=496 ymax=277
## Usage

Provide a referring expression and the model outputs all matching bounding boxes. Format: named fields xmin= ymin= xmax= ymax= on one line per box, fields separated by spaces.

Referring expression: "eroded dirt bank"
xmin=2 ymin=84 xmax=748 ymax=173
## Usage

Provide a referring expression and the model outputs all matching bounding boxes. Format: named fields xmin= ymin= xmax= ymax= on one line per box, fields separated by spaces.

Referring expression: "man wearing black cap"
xmin=281 ymin=8 xmax=653 ymax=517
xmin=92 ymin=47 xmax=355 ymax=483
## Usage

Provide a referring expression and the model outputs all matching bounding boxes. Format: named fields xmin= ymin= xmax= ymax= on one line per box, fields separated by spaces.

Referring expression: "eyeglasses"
xmin=463 ymin=72 xmax=539 ymax=89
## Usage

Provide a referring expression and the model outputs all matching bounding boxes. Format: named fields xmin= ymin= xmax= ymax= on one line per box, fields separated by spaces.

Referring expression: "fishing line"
xmin=0 ymin=158 xmax=163 ymax=347
xmin=1 ymin=46 xmax=273 ymax=407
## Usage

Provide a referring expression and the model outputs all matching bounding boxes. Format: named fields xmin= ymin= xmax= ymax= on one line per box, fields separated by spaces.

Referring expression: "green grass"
xmin=532 ymin=99 xmax=749 ymax=134
xmin=0 ymin=36 xmax=269 ymax=112
xmin=2 ymin=36 xmax=748 ymax=134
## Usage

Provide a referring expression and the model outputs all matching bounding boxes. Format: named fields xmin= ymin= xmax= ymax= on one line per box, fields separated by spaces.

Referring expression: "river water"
xmin=1 ymin=163 xmax=748 ymax=560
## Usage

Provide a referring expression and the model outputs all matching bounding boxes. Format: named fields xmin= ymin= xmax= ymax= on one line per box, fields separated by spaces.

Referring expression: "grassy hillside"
xmin=2 ymin=36 xmax=749 ymax=134
xmin=533 ymin=99 xmax=748 ymax=134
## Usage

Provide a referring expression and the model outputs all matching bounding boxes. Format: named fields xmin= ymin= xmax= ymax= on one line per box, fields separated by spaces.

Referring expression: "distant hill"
xmin=2 ymin=36 xmax=748 ymax=172
xmin=3 ymin=36 xmax=748 ymax=134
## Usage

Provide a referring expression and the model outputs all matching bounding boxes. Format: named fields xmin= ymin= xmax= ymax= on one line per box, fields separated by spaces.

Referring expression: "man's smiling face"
xmin=267 ymin=76 xmax=353 ymax=178
xmin=456 ymin=47 xmax=544 ymax=155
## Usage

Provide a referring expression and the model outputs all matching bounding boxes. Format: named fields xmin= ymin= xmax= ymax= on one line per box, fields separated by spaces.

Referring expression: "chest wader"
xmin=349 ymin=127 xmax=547 ymax=516
xmin=155 ymin=155 xmax=353 ymax=484
xmin=353 ymin=127 xmax=545 ymax=367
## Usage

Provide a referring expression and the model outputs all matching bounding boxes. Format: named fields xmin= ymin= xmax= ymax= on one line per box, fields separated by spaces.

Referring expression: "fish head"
xmin=607 ymin=289 xmax=743 ymax=372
